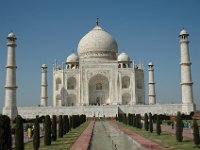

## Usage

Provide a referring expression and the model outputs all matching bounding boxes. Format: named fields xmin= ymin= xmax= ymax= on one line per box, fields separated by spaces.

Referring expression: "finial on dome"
xmin=96 ymin=17 xmax=99 ymax=26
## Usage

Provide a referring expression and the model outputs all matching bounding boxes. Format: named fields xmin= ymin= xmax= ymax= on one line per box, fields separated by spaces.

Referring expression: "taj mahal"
xmin=2 ymin=19 xmax=196 ymax=119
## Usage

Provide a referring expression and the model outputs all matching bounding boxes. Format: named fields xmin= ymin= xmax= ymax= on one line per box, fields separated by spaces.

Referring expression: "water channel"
xmin=89 ymin=120 xmax=147 ymax=150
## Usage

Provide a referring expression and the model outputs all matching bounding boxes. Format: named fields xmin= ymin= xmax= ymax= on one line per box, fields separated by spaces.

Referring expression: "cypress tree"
xmin=33 ymin=116 xmax=40 ymax=150
xmin=193 ymin=119 xmax=200 ymax=147
xmin=144 ymin=113 xmax=149 ymax=131
xmin=15 ymin=115 xmax=24 ymax=150
xmin=58 ymin=115 xmax=63 ymax=138
xmin=133 ymin=114 xmax=136 ymax=127
xmin=0 ymin=115 xmax=12 ymax=150
xmin=156 ymin=115 xmax=161 ymax=135
xmin=149 ymin=113 xmax=153 ymax=133
xmin=63 ymin=115 xmax=67 ymax=135
xmin=66 ymin=115 xmax=69 ymax=133
xmin=44 ymin=115 xmax=51 ymax=145
xmin=52 ymin=115 xmax=57 ymax=141
xmin=176 ymin=112 xmax=183 ymax=142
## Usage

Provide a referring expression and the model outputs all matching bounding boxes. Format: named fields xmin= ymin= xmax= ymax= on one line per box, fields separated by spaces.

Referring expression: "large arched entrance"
xmin=89 ymin=74 xmax=109 ymax=105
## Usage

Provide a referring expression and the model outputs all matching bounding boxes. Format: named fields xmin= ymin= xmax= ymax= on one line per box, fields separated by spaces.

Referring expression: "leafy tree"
xmin=176 ymin=112 xmax=183 ymax=142
xmin=44 ymin=115 xmax=51 ymax=145
xmin=193 ymin=119 xmax=200 ymax=147
xmin=0 ymin=115 xmax=12 ymax=150
xmin=149 ymin=113 xmax=153 ymax=133
xmin=15 ymin=115 xmax=24 ymax=150
xmin=58 ymin=115 xmax=63 ymax=138
xmin=144 ymin=113 xmax=149 ymax=131
xmin=33 ymin=116 xmax=40 ymax=150
xmin=52 ymin=115 xmax=57 ymax=141
xmin=156 ymin=115 xmax=161 ymax=135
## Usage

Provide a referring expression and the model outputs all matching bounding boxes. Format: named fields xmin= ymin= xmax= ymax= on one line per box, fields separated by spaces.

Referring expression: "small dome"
xmin=148 ymin=62 xmax=153 ymax=66
xmin=77 ymin=24 xmax=118 ymax=60
xmin=41 ymin=64 xmax=47 ymax=68
xmin=179 ymin=29 xmax=189 ymax=36
xmin=118 ymin=51 xmax=130 ymax=61
xmin=66 ymin=53 xmax=79 ymax=63
xmin=7 ymin=32 xmax=17 ymax=40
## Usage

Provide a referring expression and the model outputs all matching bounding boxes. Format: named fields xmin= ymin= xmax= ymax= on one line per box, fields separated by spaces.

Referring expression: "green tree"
xmin=58 ymin=115 xmax=63 ymax=138
xmin=0 ymin=115 xmax=12 ymax=150
xmin=66 ymin=115 xmax=69 ymax=133
xmin=133 ymin=114 xmax=136 ymax=127
xmin=33 ymin=116 xmax=40 ymax=150
xmin=63 ymin=115 xmax=67 ymax=135
xmin=144 ymin=113 xmax=149 ymax=131
xmin=52 ymin=115 xmax=57 ymax=141
xmin=44 ymin=115 xmax=51 ymax=145
xmin=15 ymin=115 xmax=24 ymax=150
xmin=149 ymin=113 xmax=153 ymax=133
xmin=193 ymin=119 xmax=200 ymax=147
xmin=176 ymin=112 xmax=183 ymax=142
xmin=156 ymin=115 xmax=161 ymax=135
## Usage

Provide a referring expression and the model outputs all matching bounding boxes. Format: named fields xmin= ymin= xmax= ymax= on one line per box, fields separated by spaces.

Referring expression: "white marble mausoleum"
xmin=2 ymin=19 xmax=196 ymax=119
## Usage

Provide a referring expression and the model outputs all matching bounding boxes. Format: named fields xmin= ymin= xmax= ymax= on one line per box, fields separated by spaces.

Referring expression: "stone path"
xmin=111 ymin=122 xmax=168 ymax=150
xmin=70 ymin=121 xmax=95 ymax=150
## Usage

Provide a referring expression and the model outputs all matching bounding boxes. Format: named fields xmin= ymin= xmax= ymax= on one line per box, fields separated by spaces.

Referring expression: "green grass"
xmin=116 ymin=121 xmax=199 ymax=150
xmin=25 ymin=122 xmax=89 ymax=150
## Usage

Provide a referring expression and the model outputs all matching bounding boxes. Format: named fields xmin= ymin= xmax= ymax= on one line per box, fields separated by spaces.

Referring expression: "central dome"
xmin=77 ymin=24 xmax=118 ymax=61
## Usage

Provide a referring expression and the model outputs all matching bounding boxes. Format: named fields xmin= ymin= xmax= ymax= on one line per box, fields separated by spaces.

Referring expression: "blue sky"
xmin=0 ymin=0 xmax=200 ymax=111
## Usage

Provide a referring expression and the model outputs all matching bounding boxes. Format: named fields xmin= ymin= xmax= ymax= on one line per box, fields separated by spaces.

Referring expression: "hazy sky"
xmin=0 ymin=0 xmax=200 ymax=111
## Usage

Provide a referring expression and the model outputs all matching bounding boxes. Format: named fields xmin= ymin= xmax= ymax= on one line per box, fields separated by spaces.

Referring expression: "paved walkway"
xmin=70 ymin=121 xmax=95 ymax=150
xmin=111 ymin=122 xmax=168 ymax=150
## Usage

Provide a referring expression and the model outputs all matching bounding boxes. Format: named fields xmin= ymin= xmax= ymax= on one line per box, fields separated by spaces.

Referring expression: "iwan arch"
xmin=2 ymin=19 xmax=196 ymax=119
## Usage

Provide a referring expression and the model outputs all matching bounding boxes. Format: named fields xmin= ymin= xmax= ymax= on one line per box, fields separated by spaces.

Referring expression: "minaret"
xmin=179 ymin=29 xmax=194 ymax=106
xmin=3 ymin=32 xmax=18 ymax=119
xmin=148 ymin=62 xmax=156 ymax=105
xmin=40 ymin=64 xmax=48 ymax=106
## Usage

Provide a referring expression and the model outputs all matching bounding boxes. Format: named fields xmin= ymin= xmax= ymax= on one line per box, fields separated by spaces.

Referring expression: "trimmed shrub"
xmin=176 ymin=112 xmax=183 ymax=142
xmin=144 ymin=113 xmax=149 ymax=131
xmin=149 ymin=113 xmax=153 ymax=133
xmin=156 ymin=115 xmax=161 ymax=135
xmin=66 ymin=115 xmax=69 ymax=133
xmin=52 ymin=115 xmax=57 ymax=141
xmin=58 ymin=115 xmax=63 ymax=138
xmin=33 ymin=116 xmax=40 ymax=150
xmin=0 ymin=115 xmax=12 ymax=150
xmin=63 ymin=115 xmax=67 ymax=135
xmin=15 ymin=115 xmax=24 ymax=150
xmin=133 ymin=114 xmax=136 ymax=127
xmin=193 ymin=119 xmax=200 ymax=147
xmin=44 ymin=115 xmax=51 ymax=145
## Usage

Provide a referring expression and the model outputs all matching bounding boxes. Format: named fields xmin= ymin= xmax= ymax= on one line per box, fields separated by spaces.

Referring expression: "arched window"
xmin=67 ymin=77 xmax=76 ymax=89
xmin=56 ymin=78 xmax=62 ymax=90
xmin=137 ymin=80 xmax=142 ymax=89
xmin=122 ymin=76 xmax=130 ymax=88
xmin=96 ymin=83 xmax=102 ymax=90
xmin=122 ymin=93 xmax=131 ymax=105
xmin=56 ymin=94 xmax=61 ymax=106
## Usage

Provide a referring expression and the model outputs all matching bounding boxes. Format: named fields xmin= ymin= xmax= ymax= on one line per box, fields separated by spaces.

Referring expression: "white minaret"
xmin=40 ymin=64 xmax=48 ymax=106
xmin=2 ymin=32 xmax=18 ymax=119
xmin=148 ymin=62 xmax=156 ymax=105
xmin=179 ymin=29 xmax=194 ymax=106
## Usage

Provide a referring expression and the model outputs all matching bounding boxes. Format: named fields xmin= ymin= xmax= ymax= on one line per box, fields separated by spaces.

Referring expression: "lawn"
xmin=116 ymin=121 xmax=199 ymax=150
xmin=25 ymin=121 xmax=89 ymax=150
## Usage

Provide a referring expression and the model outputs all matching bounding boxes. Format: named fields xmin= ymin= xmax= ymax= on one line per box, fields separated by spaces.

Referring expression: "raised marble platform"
xmin=17 ymin=103 xmax=195 ymax=119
